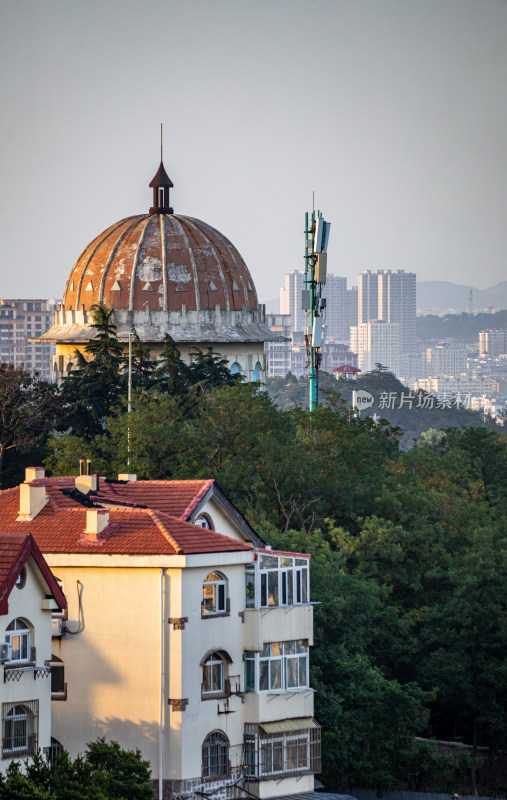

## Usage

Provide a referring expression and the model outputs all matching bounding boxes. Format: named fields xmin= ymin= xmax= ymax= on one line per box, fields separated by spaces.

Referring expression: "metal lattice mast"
xmin=303 ymin=209 xmax=331 ymax=410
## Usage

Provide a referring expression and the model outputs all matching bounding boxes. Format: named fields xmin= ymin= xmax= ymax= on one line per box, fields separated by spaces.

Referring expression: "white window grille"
xmin=243 ymin=722 xmax=320 ymax=779
xmin=2 ymin=701 xmax=38 ymax=758
xmin=202 ymin=731 xmax=229 ymax=777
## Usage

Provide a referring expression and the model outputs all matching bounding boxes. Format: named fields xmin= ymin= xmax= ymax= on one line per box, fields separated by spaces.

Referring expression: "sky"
xmin=0 ymin=0 xmax=506 ymax=303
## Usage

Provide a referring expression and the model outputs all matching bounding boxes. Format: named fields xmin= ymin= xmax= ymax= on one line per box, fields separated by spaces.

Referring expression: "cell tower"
xmin=302 ymin=209 xmax=331 ymax=410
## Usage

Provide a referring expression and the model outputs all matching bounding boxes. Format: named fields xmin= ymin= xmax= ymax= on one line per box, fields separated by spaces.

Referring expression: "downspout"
xmin=159 ymin=568 xmax=166 ymax=800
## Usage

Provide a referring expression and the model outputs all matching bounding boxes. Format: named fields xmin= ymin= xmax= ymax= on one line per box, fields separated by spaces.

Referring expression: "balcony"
xmin=244 ymin=686 xmax=315 ymax=724
xmin=243 ymin=604 xmax=313 ymax=651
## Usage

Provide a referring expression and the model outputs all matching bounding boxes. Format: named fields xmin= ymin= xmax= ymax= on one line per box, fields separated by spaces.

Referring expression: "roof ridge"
xmin=0 ymin=487 xmax=18 ymax=497
xmin=181 ymin=479 xmax=214 ymax=519
xmin=146 ymin=509 xmax=182 ymax=554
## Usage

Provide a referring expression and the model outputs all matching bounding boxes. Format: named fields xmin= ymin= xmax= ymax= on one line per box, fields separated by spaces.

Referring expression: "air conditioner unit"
xmin=52 ymin=618 xmax=63 ymax=637
xmin=0 ymin=643 xmax=11 ymax=662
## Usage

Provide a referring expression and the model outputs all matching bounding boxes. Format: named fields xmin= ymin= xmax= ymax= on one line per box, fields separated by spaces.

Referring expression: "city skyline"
xmin=1 ymin=0 xmax=506 ymax=303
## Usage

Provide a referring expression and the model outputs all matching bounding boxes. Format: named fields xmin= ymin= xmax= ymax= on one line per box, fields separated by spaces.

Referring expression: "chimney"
xmin=75 ymin=475 xmax=98 ymax=494
xmin=118 ymin=473 xmax=137 ymax=482
xmin=75 ymin=459 xmax=97 ymax=494
xmin=17 ymin=483 xmax=48 ymax=521
xmin=84 ymin=509 xmax=110 ymax=540
xmin=25 ymin=467 xmax=45 ymax=483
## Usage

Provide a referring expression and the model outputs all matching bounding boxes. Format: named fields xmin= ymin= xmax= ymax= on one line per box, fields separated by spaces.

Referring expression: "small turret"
xmin=149 ymin=161 xmax=174 ymax=214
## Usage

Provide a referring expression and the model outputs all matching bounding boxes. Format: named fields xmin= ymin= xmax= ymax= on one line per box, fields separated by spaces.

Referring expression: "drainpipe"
xmin=159 ymin=567 xmax=166 ymax=800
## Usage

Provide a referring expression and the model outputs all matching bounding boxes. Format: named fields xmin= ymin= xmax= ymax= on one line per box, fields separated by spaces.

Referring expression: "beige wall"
xmin=49 ymin=564 xmax=165 ymax=768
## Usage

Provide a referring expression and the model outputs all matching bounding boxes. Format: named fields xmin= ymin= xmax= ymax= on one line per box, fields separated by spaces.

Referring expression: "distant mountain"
xmin=417 ymin=281 xmax=507 ymax=314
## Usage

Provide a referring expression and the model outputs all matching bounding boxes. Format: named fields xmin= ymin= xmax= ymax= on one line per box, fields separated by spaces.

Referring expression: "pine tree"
xmin=155 ymin=334 xmax=190 ymax=396
xmin=188 ymin=346 xmax=241 ymax=391
xmin=128 ymin=330 xmax=157 ymax=392
xmin=59 ymin=303 xmax=126 ymax=439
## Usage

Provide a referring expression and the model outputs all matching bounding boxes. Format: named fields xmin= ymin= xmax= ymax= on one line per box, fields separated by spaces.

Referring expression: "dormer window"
xmin=195 ymin=514 xmax=214 ymax=530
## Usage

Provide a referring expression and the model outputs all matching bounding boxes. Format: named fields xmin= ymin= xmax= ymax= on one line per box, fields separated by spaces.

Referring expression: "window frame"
xmin=202 ymin=571 xmax=229 ymax=617
xmin=246 ymin=553 xmax=310 ymax=610
xmin=202 ymin=653 xmax=225 ymax=696
xmin=244 ymin=640 xmax=309 ymax=693
xmin=243 ymin=724 xmax=321 ymax=780
xmin=5 ymin=619 xmax=31 ymax=663
xmin=2 ymin=701 xmax=38 ymax=759
xmin=202 ymin=730 xmax=230 ymax=778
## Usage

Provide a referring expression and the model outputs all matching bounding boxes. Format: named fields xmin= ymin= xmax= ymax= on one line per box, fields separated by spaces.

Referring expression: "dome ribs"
xmin=59 ymin=211 xmax=264 ymax=334
xmin=99 ymin=217 xmax=146 ymax=306
xmin=182 ymin=217 xmax=230 ymax=312
xmin=169 ymin=216 xmax=201 ymax=313
xmin=159 ymin=214 xmax=168 ymax=312
xmin=129 ymin=216 xmax=152 ymax=312
xmin=68 ymin=217 xmax=139 ymax=311
xmin=203 ymin=223 xmax=250 ymax=309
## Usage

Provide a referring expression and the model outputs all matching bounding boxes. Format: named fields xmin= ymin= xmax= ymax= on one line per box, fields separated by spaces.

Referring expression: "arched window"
xmin=252 ymin=361 xmax=262 ymax=382
xmin=50 ymin=655 xmax=66 ymax=699
xmin=202 ymin=653 xmax=225 ymax=695
xmin=5 ymin=619 xmax=30 ymax=662
xmin=230 ymin=362 xmax=242 ymax=376
xmin=194 ymin=513 xmax=214 ymax=530
xmin=202 ymin=572 xmax=228 ymax=615
xmin=202 ymin=731 xmax=229 ymax=777
xmin=2 ymin=702 xmax=38 ymax=755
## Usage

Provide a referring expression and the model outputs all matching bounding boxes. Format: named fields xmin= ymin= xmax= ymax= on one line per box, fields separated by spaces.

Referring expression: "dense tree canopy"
xmin=0 ymin=363 xmax=61 ymax=488
xmin=0 ymin=739 xmax=153 ymax=799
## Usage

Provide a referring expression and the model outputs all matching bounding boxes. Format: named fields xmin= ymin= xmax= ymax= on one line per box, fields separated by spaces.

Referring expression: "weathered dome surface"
xmin=42 ymin=162 xmax=280 ymax=351
xmin=63 ymin=213 xmax=259 ymax=314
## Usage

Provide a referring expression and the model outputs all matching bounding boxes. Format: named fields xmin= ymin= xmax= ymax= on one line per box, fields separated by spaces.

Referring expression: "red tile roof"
xmin=0 ymin=486 xmax=252 ymax=557
xmin=0 ymin=532 xmax=66 ymax=614
xmin=29 ymin=477 xmax=214 ymax=519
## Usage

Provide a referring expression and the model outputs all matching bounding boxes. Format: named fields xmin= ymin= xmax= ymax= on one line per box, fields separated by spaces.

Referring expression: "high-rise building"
xmin=357 ymin=269 xmax=416 ymax=355
xmin=0 ymin=299 xmax=56 ymax=381
xmin=425 ymin=342 xmax=467 ymax=376
xmin=280 ymin=270 xmax=305 ymax=332
xmin=479 ymin=330 xmax=507 ymax=358
xmin=346 ymin=286 xmax=358 ymax=332
xmin=350 ymin=320 xmax=401 ymax=375
xmin=357 ymin=271 xmax=379 ymax=327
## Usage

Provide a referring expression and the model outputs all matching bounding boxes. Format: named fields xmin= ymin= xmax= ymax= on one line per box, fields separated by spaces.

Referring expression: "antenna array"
xmin=303 ymin=209 xmax=331 ymax=410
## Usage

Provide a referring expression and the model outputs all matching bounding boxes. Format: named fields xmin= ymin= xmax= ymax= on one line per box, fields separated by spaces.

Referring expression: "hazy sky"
xmin=1 ymin=0 xmax=506 ymax=302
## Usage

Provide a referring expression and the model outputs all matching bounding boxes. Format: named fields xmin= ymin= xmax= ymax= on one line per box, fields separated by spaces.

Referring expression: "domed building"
xmin=42 ymin=160 xmax=279 ymax=382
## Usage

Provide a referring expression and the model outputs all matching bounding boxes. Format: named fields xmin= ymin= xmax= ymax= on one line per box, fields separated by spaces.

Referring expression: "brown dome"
xmin=63 ymin=213 xmax=258 ymax=314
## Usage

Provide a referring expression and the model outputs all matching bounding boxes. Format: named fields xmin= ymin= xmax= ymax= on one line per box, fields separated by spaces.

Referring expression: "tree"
xmin=0 ymin=363 xmax=60 ymax=488
xmin=85 ymin=738 xmax=153 ymax=799
xmin=188 ymin=346 xmax=242 ymax=391
xmin=1 ymin=739 xmax=154 ymax=800
xmin=155 ymin=334 xmax=190 ymax=396
xmin=59 ymin=304 xmax=126 ymax=439
xmin=128 ymin=331 xmax=157 ymax=392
